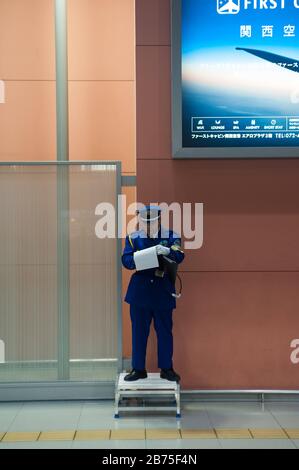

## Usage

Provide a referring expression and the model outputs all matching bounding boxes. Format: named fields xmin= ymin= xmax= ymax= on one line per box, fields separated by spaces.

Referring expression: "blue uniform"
xmin=122 ymin=228 xmax=185 ymax=370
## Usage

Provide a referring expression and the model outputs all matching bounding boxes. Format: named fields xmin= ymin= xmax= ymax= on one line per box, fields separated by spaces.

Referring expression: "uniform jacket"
xmin=122 ymin=228 xmax=185 ymax=310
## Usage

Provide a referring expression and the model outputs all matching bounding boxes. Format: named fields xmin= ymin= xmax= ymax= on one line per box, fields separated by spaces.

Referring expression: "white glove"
xmin=156 ymin=244 xmax=170 ymax=256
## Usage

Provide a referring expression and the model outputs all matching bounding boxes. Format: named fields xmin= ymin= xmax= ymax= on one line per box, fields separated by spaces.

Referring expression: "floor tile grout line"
xmin=268 ymin=406 xmax=284 ymax=429
xmin=3 ymin=401 xmax=84 ymax=435
xmin=291 ymin=439 xmax=299 ymax=449
xmin=267 ymin=407 xmax=290 ymax=438
xmin=6 ymin=402 xmax=25 ymax=433
xmin=218 ymin=438 xmax=225 ymax=449
xmin=74 ymin=401 xmax=84 ymax=436
xmin=203 ymin=405 xmax=214 ymax=429
xmin=202 ymin=403 xmax=288 ymax=435
xmin=70 ymin=400 xmax=85 ymax=447
xmin=197 ymin=407 xmax=222 ymax=447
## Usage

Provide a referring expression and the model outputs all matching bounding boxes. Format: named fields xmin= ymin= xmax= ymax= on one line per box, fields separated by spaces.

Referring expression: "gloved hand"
xmin=156 ymin=244 xmax=170 ymax=256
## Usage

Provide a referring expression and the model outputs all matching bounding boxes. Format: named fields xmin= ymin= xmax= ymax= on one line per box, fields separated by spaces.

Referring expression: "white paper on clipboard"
xmin=133 ymin=246 xmax=159 ymax=271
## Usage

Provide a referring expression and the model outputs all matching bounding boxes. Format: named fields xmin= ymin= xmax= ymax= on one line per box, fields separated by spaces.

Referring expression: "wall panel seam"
xmin=1 ymin=80 xmax=135 ymax=83
xmin=1 ymin=79 xmax=56 ymax=82
xmin=178 ymin=270 xmax=299 ymax=273
xmin=136 ymin=44 xmax=171 ymax=47
xmin=68 ymin=80 xmax=136 ymax=82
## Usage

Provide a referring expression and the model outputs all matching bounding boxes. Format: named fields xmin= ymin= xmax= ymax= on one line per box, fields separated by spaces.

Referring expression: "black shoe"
xmin=160 ymin=368 xmax=181 ymax=383
xmin=124 ymin=369 xmax=147 ymax=381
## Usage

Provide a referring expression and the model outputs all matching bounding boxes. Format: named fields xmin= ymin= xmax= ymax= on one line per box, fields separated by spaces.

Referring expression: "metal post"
xmin=55 ymin=0 xmax=69 ymax=163
xmin=55 ymin=0 xmax=70 ymax=380
xmin=116 ymin=163 xmax=123 ymax=373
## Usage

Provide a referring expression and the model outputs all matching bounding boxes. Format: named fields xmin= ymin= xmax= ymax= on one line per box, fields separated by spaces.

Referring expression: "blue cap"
xmin=137 ymin=205 xmax=162 ymax=222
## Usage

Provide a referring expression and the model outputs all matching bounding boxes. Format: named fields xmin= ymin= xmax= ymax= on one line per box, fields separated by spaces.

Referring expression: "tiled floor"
xmin=0 ymin=400 xmax=298 ymax=449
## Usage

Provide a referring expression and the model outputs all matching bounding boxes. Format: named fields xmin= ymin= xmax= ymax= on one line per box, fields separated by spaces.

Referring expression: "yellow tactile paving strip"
xmin=0 ymin=428 xmax=298 ymax=442
xmin=215 ymin=428 xmax=252 ymax=439
xmin=39 ymin=431 xmax=76 ymax=441
xmin=146 ymin=429 xmax=181 ymax=440
xmin=111 ymin=429 xmax=146 ymax=440
xmin=2 ymin=432 xmax=41 ymax=443
xmin=250 ymin=428 xmax=289 ymax=439
xmin=285 ymin=429 xmax=299 ymax=439
xmin=74 ymin=430 xmax=110 ymax=441
xmin=181 ymin=429 xmax=216 ymax=439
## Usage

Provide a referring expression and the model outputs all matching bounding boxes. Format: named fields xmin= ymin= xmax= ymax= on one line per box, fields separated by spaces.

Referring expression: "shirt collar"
xmin=139 ymin=227 xmax=169 ymax=239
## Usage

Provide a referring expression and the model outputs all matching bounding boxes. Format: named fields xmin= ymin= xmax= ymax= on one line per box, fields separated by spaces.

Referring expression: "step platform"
xmin=114 ymin=373 xmax=181 ymax=419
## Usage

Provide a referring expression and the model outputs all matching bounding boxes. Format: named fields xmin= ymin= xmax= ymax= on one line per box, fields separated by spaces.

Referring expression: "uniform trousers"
xmin=130 ymin=304 xmax=173 ymax=371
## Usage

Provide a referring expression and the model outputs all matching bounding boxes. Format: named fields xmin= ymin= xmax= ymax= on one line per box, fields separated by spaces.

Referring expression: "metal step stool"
xmin=114 ymin=373 xmax=181 ymax=419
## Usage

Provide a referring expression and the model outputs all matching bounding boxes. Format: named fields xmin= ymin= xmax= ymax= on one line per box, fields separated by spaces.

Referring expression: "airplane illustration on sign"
xmin=236 ymin=47 xmax=299 ymax=74
xmin=217 ymin=0 xmax=240 ymax=14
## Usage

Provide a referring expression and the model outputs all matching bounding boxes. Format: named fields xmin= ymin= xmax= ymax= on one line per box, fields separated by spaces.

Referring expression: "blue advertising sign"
xmin=172 ymin=0 xmax=299 ymax=158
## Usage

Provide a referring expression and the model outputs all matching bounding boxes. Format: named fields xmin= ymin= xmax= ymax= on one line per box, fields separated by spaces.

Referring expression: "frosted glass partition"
xmin=0 ymin=163 xmax=121 ymax=383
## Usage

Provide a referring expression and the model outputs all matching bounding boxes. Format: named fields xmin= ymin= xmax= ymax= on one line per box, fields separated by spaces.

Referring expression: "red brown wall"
xmin=136 ymin=0 xmax=299 ymax=389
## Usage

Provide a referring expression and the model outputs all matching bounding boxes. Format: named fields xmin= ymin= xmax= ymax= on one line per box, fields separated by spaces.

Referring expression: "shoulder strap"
xmin=128 ymin=235 xmax=134 ymax=250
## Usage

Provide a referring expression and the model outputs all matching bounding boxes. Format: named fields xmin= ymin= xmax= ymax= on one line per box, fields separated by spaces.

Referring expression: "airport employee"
xmin=121 ymin=205 xmax=185 ymax=382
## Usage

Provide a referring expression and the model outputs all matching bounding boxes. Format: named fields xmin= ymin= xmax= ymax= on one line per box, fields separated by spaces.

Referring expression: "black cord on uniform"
xmin=177 ymin=274 xmax=182 ymax=296
xmin=171 ymin=273 xmax=182 ymax=299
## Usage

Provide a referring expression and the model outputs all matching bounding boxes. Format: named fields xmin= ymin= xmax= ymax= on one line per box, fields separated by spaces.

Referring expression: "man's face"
xmin=139 ymin=217 xmax=161 ymax=237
